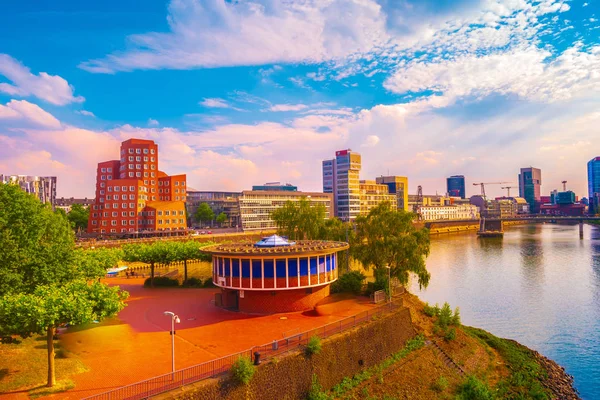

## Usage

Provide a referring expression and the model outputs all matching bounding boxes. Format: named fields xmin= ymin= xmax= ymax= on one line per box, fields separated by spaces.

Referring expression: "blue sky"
xmin=1 ymin=0 xmax=599 ymax=198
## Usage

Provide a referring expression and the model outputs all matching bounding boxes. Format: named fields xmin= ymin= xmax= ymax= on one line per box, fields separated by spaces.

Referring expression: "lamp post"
xmin=385 ymin=265 xmax=391 ymax=303
xmin=163 ymin=311 xmax=180 ymax=378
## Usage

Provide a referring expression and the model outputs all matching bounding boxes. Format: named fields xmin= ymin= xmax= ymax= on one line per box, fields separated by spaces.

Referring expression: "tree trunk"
xmin=46 ymin=326 xmax=55 ymax=387
xmin=151 ymin=262 xmax=155 ymax=287
xmin=184 ymin=259 xmax=188 ymax=283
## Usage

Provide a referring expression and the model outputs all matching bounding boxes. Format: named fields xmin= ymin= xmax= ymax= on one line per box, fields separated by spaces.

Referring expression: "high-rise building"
xmin=87 ymin=138 xmax=187 ymax=234
xmin=322 ymin=149 xmax=361 ymax=221
xmin=238 ymin=190 xmax=332 ymax=231
xmin=376 ymin=176 xmax=409 ymax=211
xmin=1 ymin=175 xmax=57 ymax=207
xmin=518 ymin=167 xmax=542 ymax=213
xmin=588 ymin=157 xmax=600 ymax=214
xmin=359 ymin=180 xmax=396 ymax=215
xmin=186 ymin=190 xmax=242 ymax=228
xmin=447 ymin=175 xmax=466 ymax=198
xmin=252 ymin=182 xmax=297 ymax=191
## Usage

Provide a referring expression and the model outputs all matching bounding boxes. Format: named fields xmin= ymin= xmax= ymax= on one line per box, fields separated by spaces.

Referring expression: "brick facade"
xmin=221 ymin=285 xmax=330 ymax=314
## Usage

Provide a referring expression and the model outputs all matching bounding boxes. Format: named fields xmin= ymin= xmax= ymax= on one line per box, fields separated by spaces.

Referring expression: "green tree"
xmin=73 ymin=247 xmax=123 ymax=281
xmin=216 ymin=212 xmax=228 ymax=227
xmin=0 ymin=184 xmax=128 ymax=388
xmin=0 ymin=184 xmax=76 ymax=296
xmin=194 ymin=203 xmax=215 ymax=227
xmin=353 ymin=202 xmax=431 ymax=289
xmin=122 ymin=241 xmax=175 ymax=287
xmin=0 ymin=281 xmax=127 ymax=387
xmin=271 ymin=197 xmax=327 ymax=240
xmin=172 ymin=241 xmax=212 ymax=283
xmin=67 ymin=204 xmax=90 ymax=232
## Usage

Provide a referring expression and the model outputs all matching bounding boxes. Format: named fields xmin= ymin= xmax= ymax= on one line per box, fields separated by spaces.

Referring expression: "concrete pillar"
xmin=579 ymin=221 xmax=584 ymax=239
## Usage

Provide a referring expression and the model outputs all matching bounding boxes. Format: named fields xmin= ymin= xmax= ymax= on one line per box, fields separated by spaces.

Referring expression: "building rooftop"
xmin=254 ymin=234 xmax=295 ymax=247
xmin=202 ymin=239 xmax=349 ymax=256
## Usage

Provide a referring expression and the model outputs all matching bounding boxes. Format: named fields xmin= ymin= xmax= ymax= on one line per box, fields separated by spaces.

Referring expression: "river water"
xmin=411 ymin=223 xmax=600 ymax=399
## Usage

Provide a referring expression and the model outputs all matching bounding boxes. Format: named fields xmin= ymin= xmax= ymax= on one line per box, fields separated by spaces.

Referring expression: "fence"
xmin=82 ymin=299 xmax=403 ymax=400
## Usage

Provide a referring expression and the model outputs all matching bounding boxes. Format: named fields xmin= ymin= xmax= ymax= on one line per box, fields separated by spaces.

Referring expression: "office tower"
xmin=447 ymin=175 xmax=466 ymax=198
xmin=588 ymin=157 xmax=600 ymax=214
xmin=376 ymin=175 xmax=409 ymax=211
xmin=322 ymin=149 xmax=361 ymax=221
xmin=87 ymin=138 xmax=187 ymax=234
xmin=252 ymin=182 xmax=297 ymax=191
xmin=518 ymin=167 xmax=542 ymax=213
xmin=0 ymin=175 xmax=57 ymax=207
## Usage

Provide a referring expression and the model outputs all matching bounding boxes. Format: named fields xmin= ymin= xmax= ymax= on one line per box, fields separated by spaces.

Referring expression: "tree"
xmin=172 ymin=241 xmax=212 ymax=283
xmin=67 ymin=204 xmax=90 ymax=232
xmin=353 ymin=202 xmax=431 ymax=289
xmin=73 ymin=247 xmax=123 ymax=281
xmin=194 ymin=203 xmax=215 ymax=227
xmin=0 ymin=281 xmax=127 ymax=387
xmin=0 ymin=184 xmax=128 ymax=388
xmin=122 ymin=241 xmax=175 ymax=287
xmin=216 ymin=212 xmax=228 ymax=227
xmin=271 ymin=197 xmax=327 ymax=240
xmin=0 ymin=184 xmax=76 ymax=296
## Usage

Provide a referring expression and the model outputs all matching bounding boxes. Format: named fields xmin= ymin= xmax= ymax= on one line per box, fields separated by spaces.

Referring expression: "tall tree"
xmin=0 ymin=184 xmax=128 ymax=387
xmin=67 ymin=203 xmax=90 ymax=232
xmin=353 ymin=202 xmax=431 ymax=289
xmin=271 ymin=197 xmax=327 ymax=240
xmin=194 ymin=203 xmax=215 ymax=227
xmin=172 ymin=241 xmax=212 ymax=282
xmin=74 ymin=247 xmax=123 ymax=281
xmin=0 ymin=281 xmax=127 ymax=387
xmin=122 ymin=241 xmax=175 ymax=287
xmin=216 ymin=212 xmax=228 ymax=227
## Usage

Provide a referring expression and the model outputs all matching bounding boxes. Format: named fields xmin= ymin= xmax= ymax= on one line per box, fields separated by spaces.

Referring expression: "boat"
xmin=477 ymin=231 xmax=504 ymax=238
xmin=106 ymin=266 xmax=128 ymax=276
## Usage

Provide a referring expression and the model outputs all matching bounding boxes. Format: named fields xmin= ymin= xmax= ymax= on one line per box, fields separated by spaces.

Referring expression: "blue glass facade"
xmin=447 ymin=175 xmax=466 ymax=198
xmin=588 ymin=157 xmax=600 ymax=214
xmin=214 ymin=254 xmax=337 ymax=278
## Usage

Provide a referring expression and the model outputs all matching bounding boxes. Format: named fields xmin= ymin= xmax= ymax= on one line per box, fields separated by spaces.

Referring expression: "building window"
xmin=165 ymin=210 xmax=170 ymax=216
xmin=144 ymin=149 xmax=148 ymax=154
xmin=175 ymin=196 xmax=179 ymax=201
xmin=136 ymin=172 xmax=141 ymax=177
xmin=129 ymin=156 xmax=133 ymax=161
xmin=151 ymin=172 xmax=155 ymax=177
xmin=129 ymin=164 xmax=134 ymax=169
xmin=100 ymin=182 xmax=105 ymax=188
xmin=174 ymin=181 xmax=179 ymax=186
xmin=101 ymin=168 xmax=106 ymax=173
xmin=129 ymin=186 xmax=134 ymax=191
xmin=144 ymin=172 xmax=148 ymax=177
xmin=179 ymin=219 xmax=184 ymax=224
xmin=103 ymin=212 xmax=108 ymax=217
xmin=113 ymin=203 xmax=118 ymax=209
xmin=179 ymin=210 xmax=184 ymax=215
xmin=92 ymin=220 xmax=97 ymax=225
xmin=129 ymin=172 xmax=134 ymax=178
xmin=122 ymin=212 xmax=127 ymax=217
xmin=130 ymin=220 xmax=135 ymax=225
xmin=107 ymin=167 xmax=112 ymax=172
xmin=122 ymin=220 xmax=127 ymax=225
xmin=128 ymin=149 xmax=133 ymax=154
xmin=111 ymin=220 xmax=117 ymax=226
xmin=158 ymin=219 xmax=163 ymax=224
xmin=151 ymin=180 xmax=155 ymax=185
xmin=152 ymin=196 xmax=156 ymax=200
xmin=130 ymin=203 xmax=135 ymax=208
xmin=151 ymin=165 xmax=155 ymax=170
xmin=107 ymin=176 xmax=112 ymax=180
xmin=143 ymin=156 xmax=148 ymax=161
xmin=129 ymin=211 xmax=135 ymax=216
xmin=100 ymin=190 xmax=105 ymax=195
xmin=101 ymin=175 xmax=106 ymax=180
xmin=112 ymin=212 xmax=118 ymax=217
xmin=158 ymin=211 xmax=163 ymax=216
xmin=136 ymin=164 xmax=141 ymax=169
xmin=122 ymin=203 xmax=127 ymax=209
xmin=136 ymin=148 xmax=141 ymax=154
xmin=151 ymin=149 xmax=155 ymax=154
xmin=107 ymin=195 xmax=112 ymax=200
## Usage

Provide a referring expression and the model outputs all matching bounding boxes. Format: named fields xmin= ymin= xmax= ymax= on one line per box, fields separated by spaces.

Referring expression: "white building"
xmin=418 ymin=204 xmax=480 ymax=221
xmin=1 ymin=175 xmax=57 ymax=207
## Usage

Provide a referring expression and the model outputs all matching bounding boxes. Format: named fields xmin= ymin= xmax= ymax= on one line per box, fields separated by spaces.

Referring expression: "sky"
xmin=0 ymin=0 xmax=599 ymax=199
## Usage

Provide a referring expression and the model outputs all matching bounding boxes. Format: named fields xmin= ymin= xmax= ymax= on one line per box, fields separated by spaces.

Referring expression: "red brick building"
xmin=203 ymin=235 xmax=350 ymax=314
xmin=87 ymin=138 xmax=187 ymax=234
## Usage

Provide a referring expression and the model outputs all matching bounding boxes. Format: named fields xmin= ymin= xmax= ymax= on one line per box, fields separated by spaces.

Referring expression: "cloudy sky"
xmin=1 ymin=0 xmax=599 ymax=198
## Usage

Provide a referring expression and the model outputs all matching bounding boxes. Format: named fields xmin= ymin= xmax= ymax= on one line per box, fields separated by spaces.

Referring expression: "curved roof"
xmin=202 ymin=239 xmax=349 ymax=256
xmin=254 ymin=234 xmax=295 ymax=247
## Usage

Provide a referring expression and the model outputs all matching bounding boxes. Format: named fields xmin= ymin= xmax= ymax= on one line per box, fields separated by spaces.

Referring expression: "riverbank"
xmin=427 ymin=219 xmax=529 ymax=235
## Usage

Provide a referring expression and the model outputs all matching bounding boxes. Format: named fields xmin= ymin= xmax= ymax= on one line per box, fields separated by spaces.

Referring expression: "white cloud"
xmin=361 ymin=135 xmax=380 ymax=147
xmin=148 ymin=118 xmax=159 ymax=126
xmin=0 ymin=54 xmax=84 ymax=105
xmin=77 ymin=110 xmax=96 ymax=117
xmin=0 ymin=100 xmax=61 ymax=128
xmin=267 ymin=104 xmax=308 ymax=112
xmin=199 ymin=98 xmax=231 ymax=108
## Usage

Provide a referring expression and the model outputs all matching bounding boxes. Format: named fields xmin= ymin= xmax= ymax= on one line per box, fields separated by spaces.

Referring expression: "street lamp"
xmin=385 ymin=265 xmax=391 ymax=303
xmin=163 ymin=311 xmax=180 ymax=378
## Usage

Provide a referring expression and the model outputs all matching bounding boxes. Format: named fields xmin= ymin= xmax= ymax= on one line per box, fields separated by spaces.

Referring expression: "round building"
xmin=203 ymin=235 xmax=349 ymax=314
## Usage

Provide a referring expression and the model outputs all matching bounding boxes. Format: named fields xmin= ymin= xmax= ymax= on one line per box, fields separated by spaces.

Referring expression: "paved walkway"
xmin=21 ymin=279 xmax=376 ymax=399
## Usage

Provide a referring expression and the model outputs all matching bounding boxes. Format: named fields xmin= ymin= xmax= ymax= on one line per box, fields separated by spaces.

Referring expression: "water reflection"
xmin=413 ymin=224 xmax=600 ymax=399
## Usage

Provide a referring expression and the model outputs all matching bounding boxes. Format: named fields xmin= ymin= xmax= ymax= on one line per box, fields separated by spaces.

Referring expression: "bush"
xmin=444 ymin=328 xmax=457 ymax=341
xmin=452 ymin=307 xmax=461 ymax=326
xmin=182 ymin=277 xmax=203 ymax=287
xmin=456 ymin=376 xmax=494 ymax=400
xmin=438 ymin=302 xmax=453 ymax=328
xmin=143 ymin=276 xmax=179 ymax=287
xmin=423 ymin=302 xmax=440 ymax=317
xmin=307 ymin=374 xmax=330 ymax=400
xmin=203 ymin=277 xmax=216 ymax=288
xmin=331 ymin=271 xmax=366 ymax=294
xmin=305 ymin=335 xmax=322 ymax=356
xmin=431 ymin=376 xmax=449 ymax=393
xmin=230 ymin=356 xmax=255 ymax=385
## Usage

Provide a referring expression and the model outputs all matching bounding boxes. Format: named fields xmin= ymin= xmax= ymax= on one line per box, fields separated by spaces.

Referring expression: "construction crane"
xmin=502 ymin=186 xmax=515 ymax=197
xmin=413 ymin=185 xmax=423 ymax=214
xmin=473 ymin=182 xmax=510 ymax=200
xmin=562 ymin=181 xmax=567 ymax=191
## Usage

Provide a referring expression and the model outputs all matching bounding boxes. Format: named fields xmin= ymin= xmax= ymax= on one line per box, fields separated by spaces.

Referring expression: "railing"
xmin=82 ymin=299 xmax=402 ymax=400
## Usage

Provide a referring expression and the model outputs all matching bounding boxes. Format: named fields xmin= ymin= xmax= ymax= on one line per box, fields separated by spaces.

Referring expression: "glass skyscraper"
xmin=322 ymin=149 xmax=361 ymax=221
xmin=447 ymin=175 xmax=466 ymax=198
xmin=588 ymin=157 xmax=600 ymax=214
xmin=518 ymin=167 xmax=542 ymax=213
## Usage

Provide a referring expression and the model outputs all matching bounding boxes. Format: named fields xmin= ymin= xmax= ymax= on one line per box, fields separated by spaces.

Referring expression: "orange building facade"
xmin=87 ymin=138 xmax=187 ymax=234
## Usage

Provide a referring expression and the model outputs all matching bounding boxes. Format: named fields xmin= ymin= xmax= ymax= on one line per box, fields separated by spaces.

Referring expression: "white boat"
xmin=106 ymin=266 xmax=128 ymax=276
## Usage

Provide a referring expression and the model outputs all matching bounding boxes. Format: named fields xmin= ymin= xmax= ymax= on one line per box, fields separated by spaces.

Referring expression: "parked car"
xmin=207 ymin=230 xmax=212 ymax=234
xmin=200 ymin=230 xmax=206 ymax=234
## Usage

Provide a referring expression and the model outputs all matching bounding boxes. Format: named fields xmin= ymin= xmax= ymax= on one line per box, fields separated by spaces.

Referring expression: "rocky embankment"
xmin=523 ymin=343 xmax=580 ymax=400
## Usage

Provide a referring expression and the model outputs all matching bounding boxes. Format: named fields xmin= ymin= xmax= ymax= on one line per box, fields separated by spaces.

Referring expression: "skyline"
xmin=1 ymin=0 xmax=599 ymax=198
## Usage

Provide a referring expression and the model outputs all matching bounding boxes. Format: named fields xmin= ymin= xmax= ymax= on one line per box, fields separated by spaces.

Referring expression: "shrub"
xmin=203 ymin=277 xmax=216 ymax=288
xmin=331 ymin=271 xmax=366 ymax=294
xmin=456 ymin=376 xmax=494 ymax=400
xmin=438 ymin=302 xmax=453 ymax=328
xmin=431 ymin=376 xmax=449 ymax=393
xmin=444 ymin=328 xmax=457 ymax=341
xmin=452 ymin=307 xmax=461 ymax=326
xmin=182 ymin=277 xmax=202 ymax=287
xmin=305 ymin=335 xmax=322 ymax=356
xmin=143 ymin=276 xmax=179 ymax=287
xmin=230 ymin=356 xmax=254 ymax=385
xmin=307 ymin=374 xmax=330 ymax=400
xmin=423 ymin=302 xmax=439 ymax=317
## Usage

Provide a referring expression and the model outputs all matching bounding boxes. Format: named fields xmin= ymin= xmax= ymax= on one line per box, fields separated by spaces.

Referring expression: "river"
xmin=411 ymin=223 xmax=600 ymax=399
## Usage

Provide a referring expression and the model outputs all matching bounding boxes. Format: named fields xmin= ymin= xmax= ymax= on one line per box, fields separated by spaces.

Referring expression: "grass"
xmin=0 ymin=335 xmax=88 ymax=394
xmin=28 ymin=379 xmax=76 ymax=399
xmin=463 ymin=326 xmax=551 ymax=399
